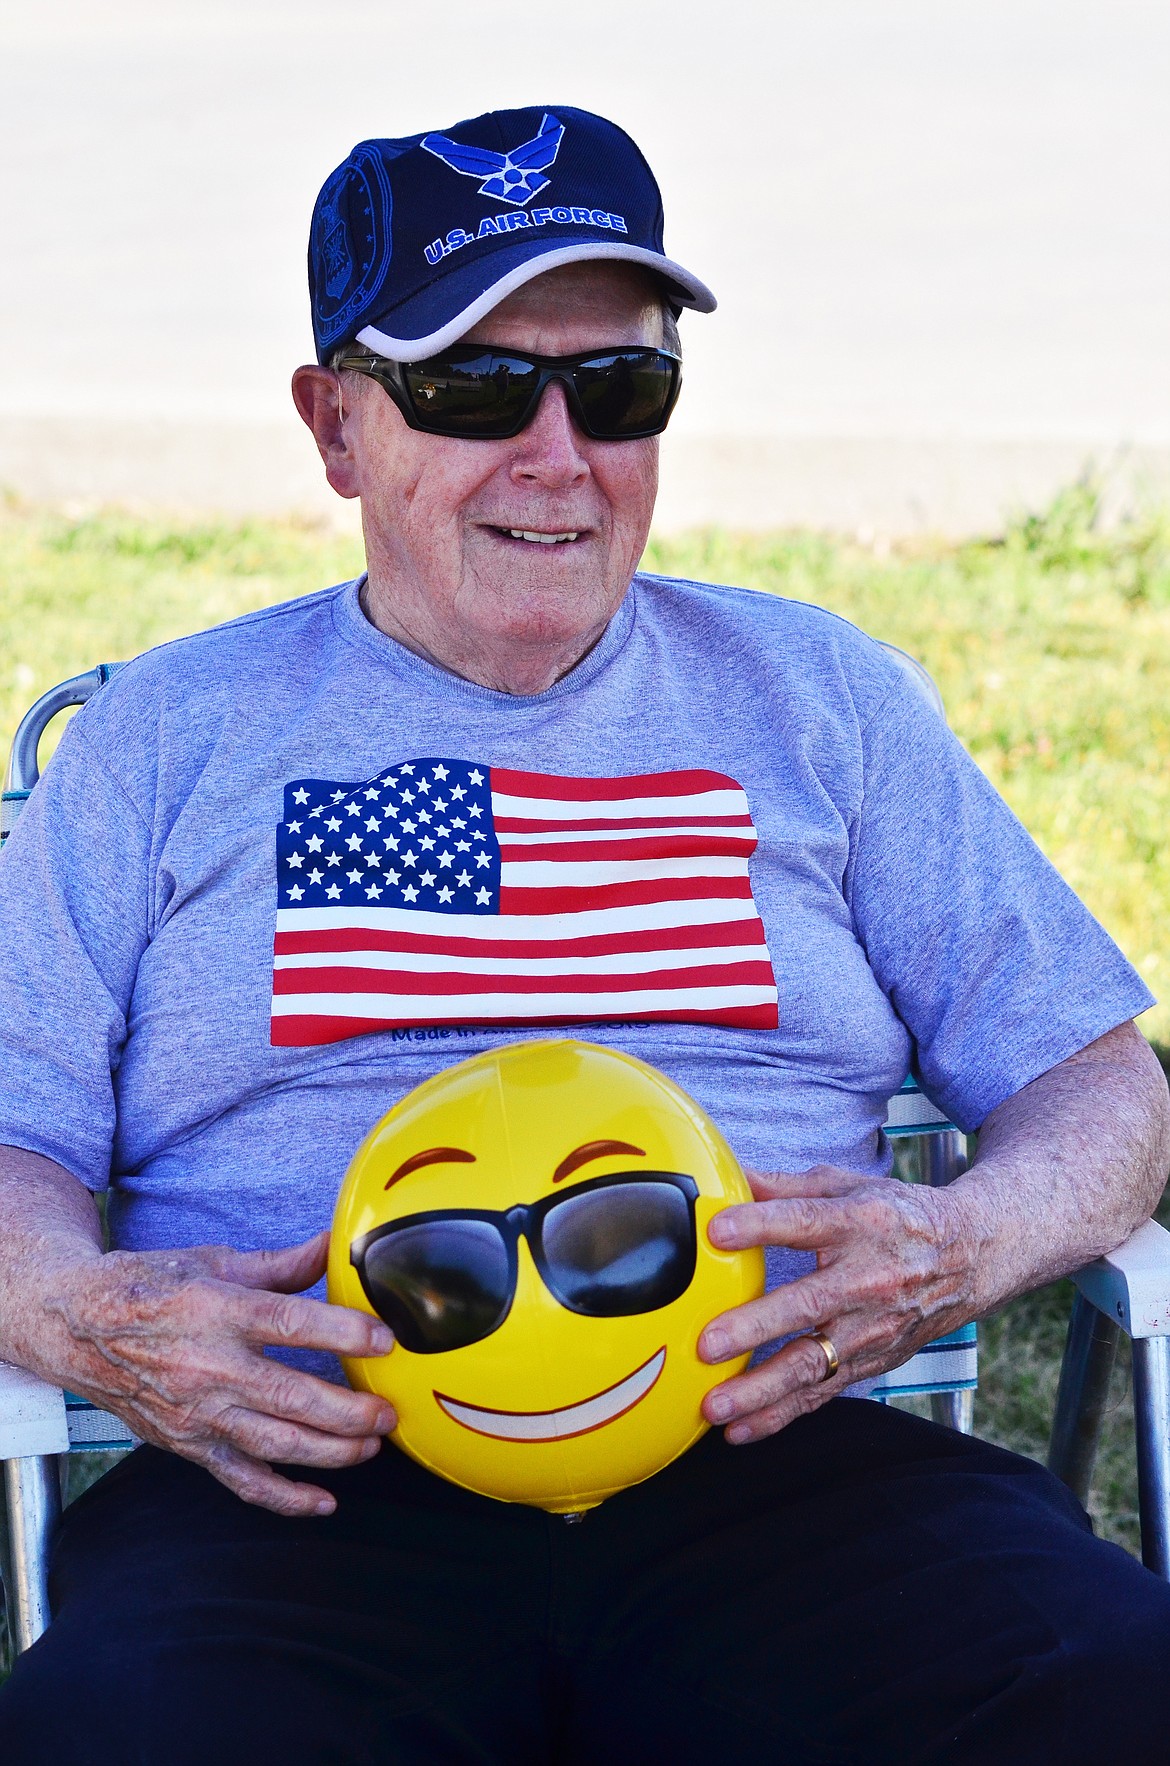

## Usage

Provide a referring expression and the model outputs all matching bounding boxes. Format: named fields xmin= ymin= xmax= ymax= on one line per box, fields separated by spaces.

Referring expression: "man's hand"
xmin=697 ymin=1025 xmax=1170 ymax=1445
xmin=698 ymin=1166 xmax=971 ymax=1442
xmin=28 ymin=1229 xmax=396 ymax=1517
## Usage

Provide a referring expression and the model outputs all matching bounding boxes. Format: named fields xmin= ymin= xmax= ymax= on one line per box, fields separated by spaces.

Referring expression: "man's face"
xmin=298 ymin=263 xmax=665 ymax=688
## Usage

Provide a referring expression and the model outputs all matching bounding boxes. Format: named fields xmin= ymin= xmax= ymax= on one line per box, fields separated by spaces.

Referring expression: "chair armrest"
xmin=0 ymin=1360 xmax=69 ymax=1457
xmin=1073 ymin=1220 xmax=1170 ymax=1339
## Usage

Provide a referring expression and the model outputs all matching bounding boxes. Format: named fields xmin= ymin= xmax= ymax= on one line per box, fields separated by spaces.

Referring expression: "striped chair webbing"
xmin=883 ymin=1075 xmax=955 ymax=1137
xmin=872 ymin=1079 xmax=978 ymax=1398
xmin=869 ymin=1323 xmax=978 ymax=1400
xmin=65 ymin=1393 xmax=136 ymax=1451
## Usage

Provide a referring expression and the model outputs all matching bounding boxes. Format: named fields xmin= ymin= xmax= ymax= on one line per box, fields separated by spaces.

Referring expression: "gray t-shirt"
xmin=0 ymin=573 xmax=1151 ymax=1371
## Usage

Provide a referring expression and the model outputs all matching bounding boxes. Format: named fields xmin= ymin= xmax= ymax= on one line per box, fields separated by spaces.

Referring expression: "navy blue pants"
xmin=4 ymin=1398 xmax=1170 ymax=1764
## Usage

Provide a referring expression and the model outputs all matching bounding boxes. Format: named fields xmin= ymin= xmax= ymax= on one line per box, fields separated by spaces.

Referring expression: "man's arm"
xmin=0 ymin=1146 xmax=397 ymax=1516
xmin=697 ymin=1022 xmax=1170 ymax=1441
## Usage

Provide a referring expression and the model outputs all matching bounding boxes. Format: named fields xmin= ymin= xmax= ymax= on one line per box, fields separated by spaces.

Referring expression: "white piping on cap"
xmin=354 ymin=242 xmax=717 ymax=363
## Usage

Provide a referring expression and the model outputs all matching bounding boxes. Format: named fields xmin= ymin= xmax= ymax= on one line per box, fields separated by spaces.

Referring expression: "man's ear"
xmin=291 ymin=365 xmax=361 ymax=500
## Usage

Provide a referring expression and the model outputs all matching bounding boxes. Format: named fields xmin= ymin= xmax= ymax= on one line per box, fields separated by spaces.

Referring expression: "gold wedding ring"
xmin=807 ymin=1330 xmax=840 ymax=1382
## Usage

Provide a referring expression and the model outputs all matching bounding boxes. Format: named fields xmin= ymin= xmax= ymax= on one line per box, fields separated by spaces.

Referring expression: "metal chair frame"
xmin=3 ymin=663 xmax=1170 ymax=1664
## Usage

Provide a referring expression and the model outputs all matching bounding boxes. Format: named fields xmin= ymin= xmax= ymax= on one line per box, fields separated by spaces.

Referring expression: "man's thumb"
xmin=226 ymin=1230 xmax=331 ymax=1293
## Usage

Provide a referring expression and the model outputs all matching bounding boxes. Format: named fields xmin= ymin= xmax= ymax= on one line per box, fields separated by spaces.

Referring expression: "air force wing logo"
xmin=421 ymin=112 xmax=565 ymax=207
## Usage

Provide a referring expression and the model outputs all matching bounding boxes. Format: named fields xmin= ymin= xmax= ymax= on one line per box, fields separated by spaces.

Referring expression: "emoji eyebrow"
xmin=553 ymin=1140 xmax=646 ymax=1184
xmin=385 ymin=1147 xmax=476 ymax=1190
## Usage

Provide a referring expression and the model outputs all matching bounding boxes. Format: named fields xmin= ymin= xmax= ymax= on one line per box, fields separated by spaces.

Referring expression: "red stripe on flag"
xmin=273 ymin=918 xmax=767 ymax=961
xmin=497 ymin=835 xmax=758 ymax=862
xmin=270 ymin=1000 xmax=780 ymax=1047
xmin=497 ymin=877 xmax=754 ymax=914
xmin=493 ymin=813 xmax=755 ymax=834
xmin=491 ymin=766 xmax=740 ymax=802
xmin=272 ymin=960 xmax=777 ymax=998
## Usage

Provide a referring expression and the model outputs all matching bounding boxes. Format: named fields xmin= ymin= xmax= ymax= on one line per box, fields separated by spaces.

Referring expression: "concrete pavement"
xmin=2 ymin=0 xmax=1167 ymax=531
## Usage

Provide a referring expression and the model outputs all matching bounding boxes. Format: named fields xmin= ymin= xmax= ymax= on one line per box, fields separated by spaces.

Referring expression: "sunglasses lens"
xmin=359 ymin=1220 xmax=511 ymax=1353
xmin=403 ymin=351 xmax=539 ymax=436
xmin=574 ymin=352 xmax=676 ymax=437
xmin=540 ymin=1179 xmax=695 ymax=1316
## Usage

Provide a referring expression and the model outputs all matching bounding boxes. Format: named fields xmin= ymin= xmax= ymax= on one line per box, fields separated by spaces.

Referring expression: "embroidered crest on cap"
xmin=312 ymin=145 xmax=395 ymax=350
xmin=421 ymin=113 xmax=565 ymax=208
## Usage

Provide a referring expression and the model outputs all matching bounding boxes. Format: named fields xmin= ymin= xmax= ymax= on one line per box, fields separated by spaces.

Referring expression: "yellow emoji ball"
xmin=328 ymin=1039 xmax=764 ymax=1513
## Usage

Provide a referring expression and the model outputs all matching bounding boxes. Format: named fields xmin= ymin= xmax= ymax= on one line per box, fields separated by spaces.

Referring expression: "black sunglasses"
xmin=332 ymin=345 xmax=682 ymax=441
xmin=350 ymin=1170 xmax=699 ymax=1354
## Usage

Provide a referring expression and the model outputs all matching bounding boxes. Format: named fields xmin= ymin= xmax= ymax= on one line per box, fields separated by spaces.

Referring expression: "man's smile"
xmin=484 ymin=524 xmax=589 ymax=547
xmin=502 ymin=527 xmax=580 ymax=544
xmin=433 ymin=1346 xmax=666 ymax=1442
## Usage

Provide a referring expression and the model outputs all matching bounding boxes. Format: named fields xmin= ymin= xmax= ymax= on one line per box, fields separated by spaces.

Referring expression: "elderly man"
xmin=1 ymin=105 xmax=1169 ymax=1763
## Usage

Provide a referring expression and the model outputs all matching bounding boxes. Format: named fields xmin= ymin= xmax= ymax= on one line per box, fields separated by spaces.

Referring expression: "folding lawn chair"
xmin=3 ymin=658 xmax=1170 ymax=1666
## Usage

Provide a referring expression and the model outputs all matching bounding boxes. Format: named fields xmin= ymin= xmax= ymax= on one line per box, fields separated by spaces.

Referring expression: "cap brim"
xmin=355 ymin=237 xmax=716 ymax=362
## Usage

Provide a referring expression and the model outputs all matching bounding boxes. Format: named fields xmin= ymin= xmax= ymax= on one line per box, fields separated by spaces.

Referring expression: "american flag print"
xmin=270 ymin=760 xmax=779 ymax=1046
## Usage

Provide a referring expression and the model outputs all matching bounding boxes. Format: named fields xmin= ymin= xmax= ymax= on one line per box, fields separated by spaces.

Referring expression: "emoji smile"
xmin=434 ymin=1346 xmax=666 ymax=1442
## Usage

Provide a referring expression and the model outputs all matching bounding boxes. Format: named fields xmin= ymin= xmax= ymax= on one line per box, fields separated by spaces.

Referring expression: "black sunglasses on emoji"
xmin=350 ymin=1170 xmax=699 ymax=1354
xmin=332 ymin=345 xmax=682 ymax=441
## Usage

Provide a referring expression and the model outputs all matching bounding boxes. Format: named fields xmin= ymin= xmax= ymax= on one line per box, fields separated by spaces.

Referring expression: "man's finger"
xmin=216 ymin=1407 xmax=387 ymax=1472
xmin=237 ymin=1360 xmax=396 ymax=1438
xmin=218 ymin=1231 xmax=332 ymax=1294
xmin=742 ymin=1165 xmax=867 ymax=1201
xmin=698 ymin=1274 xmax=839 ymax=1363
xmin=201 ymin=1441 xmax=340 ymax=1518
xmin=231 ymin=1287 xmax=394 ymax=1358
xmin=725 ymin=1392 xmax=825 ymax=1446
xmin=702 ymin=1332 xmax=846 ymax=1428
xmin=707 ymin=1194 xmax=852 ymax=1253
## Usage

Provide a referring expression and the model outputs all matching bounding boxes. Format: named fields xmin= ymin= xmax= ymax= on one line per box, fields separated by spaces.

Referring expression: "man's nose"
xmin=508 ymin=381 xmax=590 ymax=488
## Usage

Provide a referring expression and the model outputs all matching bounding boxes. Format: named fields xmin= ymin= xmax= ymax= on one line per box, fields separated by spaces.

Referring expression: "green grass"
xmin=0 ymin=500 xmax=365 ymax=735
xmin=1 ymin=485 xmax=1168 ymax=1677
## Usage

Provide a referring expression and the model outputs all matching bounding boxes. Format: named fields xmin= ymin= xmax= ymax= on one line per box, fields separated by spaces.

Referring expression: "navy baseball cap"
xmin=308 ymin=105 xmax=716 ymax=364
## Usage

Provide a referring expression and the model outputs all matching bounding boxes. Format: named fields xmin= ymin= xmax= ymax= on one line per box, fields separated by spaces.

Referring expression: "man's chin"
xmin=463 ymin=538 xmax=625 ymax=625
xmin=460 ymin=588 xmax=623 ymax=679
xmin=473 ymin=604 xmax=609 ymax=652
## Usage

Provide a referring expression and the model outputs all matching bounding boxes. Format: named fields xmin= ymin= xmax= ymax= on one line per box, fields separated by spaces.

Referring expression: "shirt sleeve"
xmin=846 ymin=671 xmax=1154 ymax=1133
xmin=0 ymin=717 xmax=152 ymax=1189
